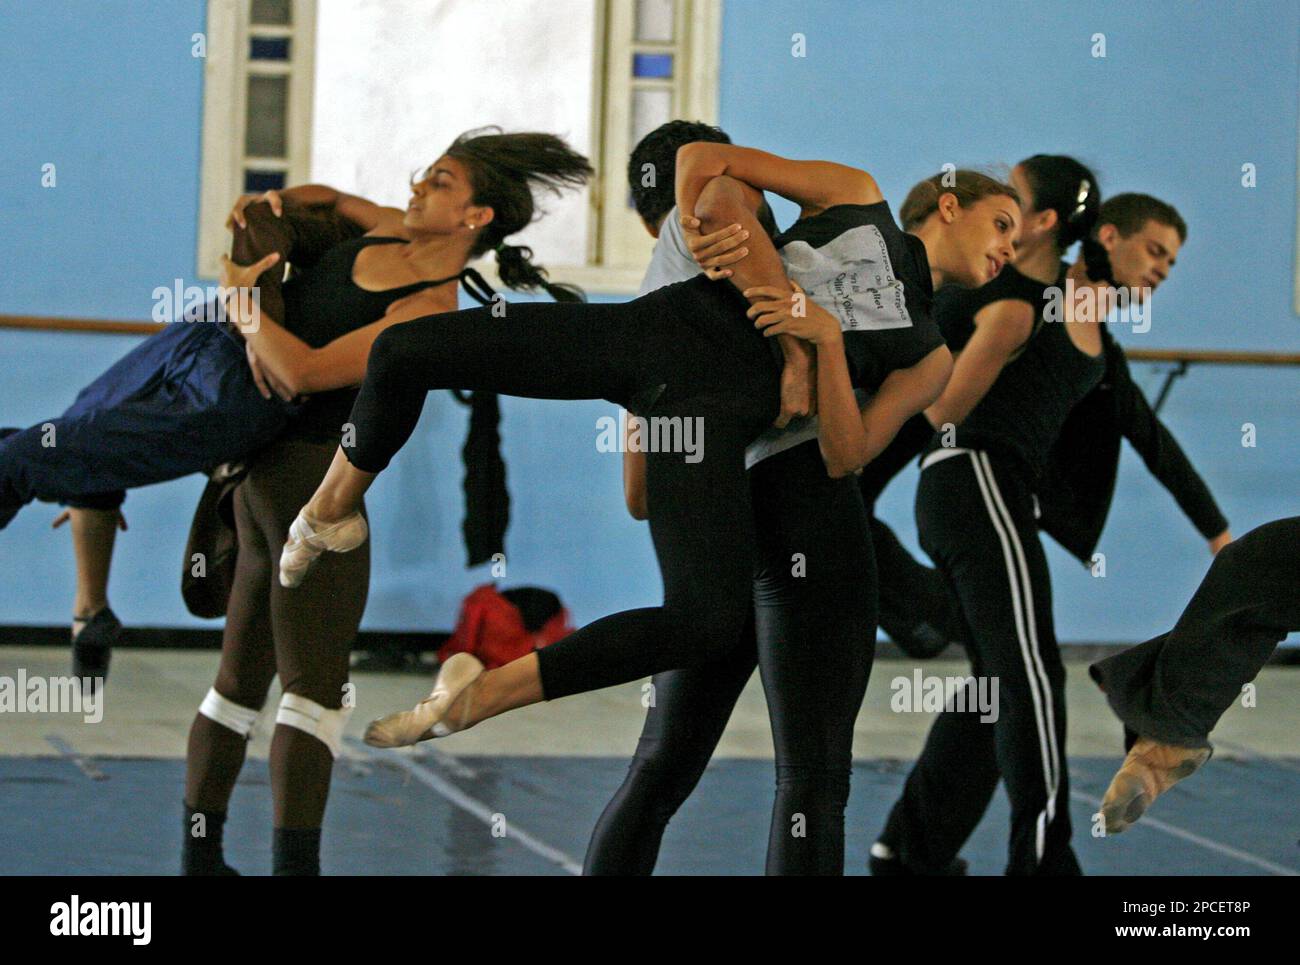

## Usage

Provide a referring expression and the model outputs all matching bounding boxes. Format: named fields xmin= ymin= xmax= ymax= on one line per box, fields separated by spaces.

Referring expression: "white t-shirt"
xmin=635 ymin=207 xmax=805 ymax=467
xmin=638 ymin=206 xmax=701 ymax=296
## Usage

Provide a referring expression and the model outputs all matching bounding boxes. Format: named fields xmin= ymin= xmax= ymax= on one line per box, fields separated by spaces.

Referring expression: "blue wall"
xmin=1 ymin=0 xmax=1296 ymax=643
xmin=718 ymin=0 xmax=1299 ymax=642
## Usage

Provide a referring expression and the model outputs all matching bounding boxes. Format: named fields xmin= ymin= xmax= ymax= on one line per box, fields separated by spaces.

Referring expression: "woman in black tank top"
xmin=275 ymin=140 xmax=1022 ymax=873
xmin=859 ymin=156 xmax=1103 ymax=660
xmin=177 ymin=129 xmax=593 ymax=876
xmin=872 ymin=159 xmax=1167 ymax=875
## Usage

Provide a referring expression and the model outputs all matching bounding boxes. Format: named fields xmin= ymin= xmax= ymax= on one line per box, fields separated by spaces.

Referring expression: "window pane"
xmin=249 ymin=36 xmax=291 ymax=60
xmin=635 ymin=0 xmax=673 ymax=42
xmin=244 ymin=169 xmax=287 ymax=192
xmin=251 ymin=0 xmax=291 ymax=25
xmin=245 ymin=74 xmax=288 ymax=157
xmin=630 ymin=87 xmax=672 ymax=161
xmin=312 ymin=0 xmax=595 ymax=268
xmin=632 ymin=52 xmax=672 ymax=78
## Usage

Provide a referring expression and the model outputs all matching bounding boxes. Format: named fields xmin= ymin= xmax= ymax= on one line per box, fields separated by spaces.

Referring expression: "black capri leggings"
xmin=345 ymin=277 xmax=781 ymax=698
xmin=583 ymin=440 xmax=877 ymax=875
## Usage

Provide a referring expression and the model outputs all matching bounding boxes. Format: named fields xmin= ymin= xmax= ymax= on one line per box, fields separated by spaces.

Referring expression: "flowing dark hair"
xmin=1018 ymin=154 xmax=1115 ymax=284
xmin=438 ymin=127 xmax=595 ymax=303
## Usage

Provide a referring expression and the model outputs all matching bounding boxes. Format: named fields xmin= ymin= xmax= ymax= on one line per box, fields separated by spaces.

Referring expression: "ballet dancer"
xmin=584 ymin=126 xmax=1012 ymax=874
xmin=1091 ymin=516 xmax=1298 ymax=833
xmin=873 ymin=188 xmax=1197 ymax=875
xmin=284 ymin=138 xmax=1023 ymax=873
xmin=866 ymin=185 xmax=1230 ymax=659
xmin=0 ymin=129 xmax=580 ymax=688
xmin=170 ymin=129 xmax=593 ymax=875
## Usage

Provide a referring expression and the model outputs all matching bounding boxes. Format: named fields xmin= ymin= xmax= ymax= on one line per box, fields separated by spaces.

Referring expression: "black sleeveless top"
xmin=281 ymin=236 xmax=444 ymax=441
xmin=926 ymin=263 xmax=1105 ymax=482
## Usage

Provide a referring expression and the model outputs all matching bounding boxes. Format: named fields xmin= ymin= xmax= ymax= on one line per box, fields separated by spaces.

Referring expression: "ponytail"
xmin=1019 ymin=155 xmax=1101 ymax=252
xmin=493 ymin=241 xmax=584 ymax=303
xmin=900 ymin=169 xmax=1020 ymax=232
xmin=441 ymin=127 xmax=593 ymax=305
xmin=1080 ymin=236 xmax=1118 ymax=286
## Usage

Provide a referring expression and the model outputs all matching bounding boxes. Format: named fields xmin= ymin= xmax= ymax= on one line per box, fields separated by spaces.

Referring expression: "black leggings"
xmin=881 ymin=450 xmax=1080 ymax=876
xmin=346 ymin=277 xmax=781 ymax=698
xmin=583 ymin=441 xmax=876 ymax=875
xmin=856 ymin=412 xmax=965 ymax=649
xmin=1090 ymin=516 xmax=1300 ymax=749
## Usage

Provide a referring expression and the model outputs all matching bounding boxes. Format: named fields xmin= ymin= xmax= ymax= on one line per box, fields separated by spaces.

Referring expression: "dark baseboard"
xmin=0 ymin=624 xmax=449 ymax=657
xmin=2 ymin=625 xmax=1295 ymax=666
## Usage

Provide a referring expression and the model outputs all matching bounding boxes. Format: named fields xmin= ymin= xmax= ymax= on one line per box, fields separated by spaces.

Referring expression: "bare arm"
xmin=221 ymin=252 xmax=448 ymax=395
xmin=229 ymin=184 xmax=405 ymax=234
xmin=622 ymin=413 xmax=648 ymax=521
xmin=924 ymin=299 xmax=1036 ymax=429
xmin=682 ymin=175 xmax=816 ymax=426
xmin=675 ymin=141 xmax=882 ymax=225
xmin=850 ymin=347 xmax=954 ymax=477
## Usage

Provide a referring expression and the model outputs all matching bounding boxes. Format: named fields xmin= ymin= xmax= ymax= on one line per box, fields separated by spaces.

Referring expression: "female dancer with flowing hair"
xmin=281 ymin=140 xmax=1021 ymax=872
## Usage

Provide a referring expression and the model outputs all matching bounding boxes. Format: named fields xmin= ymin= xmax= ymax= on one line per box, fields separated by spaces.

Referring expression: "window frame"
xmin=196 ymin=0 xmax=317 ymax=279
xmin=195 ymin=0 xmax=721 ymax=294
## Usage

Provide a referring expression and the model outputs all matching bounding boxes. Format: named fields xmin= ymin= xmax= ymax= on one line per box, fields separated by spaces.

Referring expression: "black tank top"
xmin=926 ymin=263 xmax=1105 ymax=481
xmin=281 ymin=236 xmax=444 ymax=441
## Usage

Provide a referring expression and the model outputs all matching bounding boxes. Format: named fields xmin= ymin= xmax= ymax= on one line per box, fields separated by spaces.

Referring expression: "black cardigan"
xmin=1037 ymin=327 xmax=1228 ymax=564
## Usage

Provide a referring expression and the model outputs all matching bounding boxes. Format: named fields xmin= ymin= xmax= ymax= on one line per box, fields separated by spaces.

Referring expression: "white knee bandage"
xmin=275 ymin=693 xmax=353 ymax=757
xmin=199 ymin=687 xmax=260 ymax=738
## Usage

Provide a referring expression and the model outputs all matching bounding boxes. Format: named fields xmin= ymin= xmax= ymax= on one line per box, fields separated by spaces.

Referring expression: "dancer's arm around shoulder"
xmin=219 ymin=251 xmax=451 ymax=396
xmin=674 ymin=142 xmax=881 ymax=221
xmin=744 ymin=282 xmax=952 ymax=478
xmin=227 ymin=184 xmax=405 ymax=234
xmin=672 ymin=144 xmax=879 ymax=430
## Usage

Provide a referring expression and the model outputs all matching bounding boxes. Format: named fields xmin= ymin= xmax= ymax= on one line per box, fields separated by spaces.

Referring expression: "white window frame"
xmin=196 ymin=0 xmax=317 ymax=279
xmin=570 ymin=0 xmax=722 ymax=293
xmin=195 ymin=0 xmax=720 ymax=294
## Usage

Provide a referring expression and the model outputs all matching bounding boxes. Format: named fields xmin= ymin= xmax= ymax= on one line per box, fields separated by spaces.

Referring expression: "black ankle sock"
xmin=273 ymin=827 xmax=322 ymax=876
xmin=182 ymin=802 xmax=239 ymax=876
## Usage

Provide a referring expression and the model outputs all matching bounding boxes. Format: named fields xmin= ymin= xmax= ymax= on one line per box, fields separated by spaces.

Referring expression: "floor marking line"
xmin=348 ymin=739 xmax=581 ymax=875
xmin=1069 ymin=789 xmax=1299 ymax=876
xmin=44 ymin=735 xmax=107 ymax=781
xmin=412 ymin=743 xmax=478 ymax=780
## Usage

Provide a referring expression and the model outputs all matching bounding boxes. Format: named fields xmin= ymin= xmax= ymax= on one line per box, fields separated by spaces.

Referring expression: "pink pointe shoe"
xmin=279 ymin=509 xmax=368 ymax=588
xmin=364 ymin=653 xmax=486 ymax=747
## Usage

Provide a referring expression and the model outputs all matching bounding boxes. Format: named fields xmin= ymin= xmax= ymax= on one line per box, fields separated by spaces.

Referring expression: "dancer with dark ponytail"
xmin=866 ymin=175 xmax=1229 ymax=660
xmin=872 ymin=182 xmax=1199 ymax=875
xmin=0 ymin=128 xmax=583 ymax=691
xmin=861 ymin=155 xmax=1107 ymax=660
xmin=180 ymin=128 xmax=592 ymax=876
xmin=283 ymin=133 xmax=1023 ymax=873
